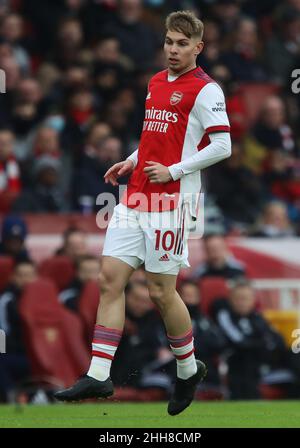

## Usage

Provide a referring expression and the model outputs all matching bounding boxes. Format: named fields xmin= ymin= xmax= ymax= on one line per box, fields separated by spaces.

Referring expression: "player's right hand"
xmin=104 ymin=160 xmax=134 ymax=186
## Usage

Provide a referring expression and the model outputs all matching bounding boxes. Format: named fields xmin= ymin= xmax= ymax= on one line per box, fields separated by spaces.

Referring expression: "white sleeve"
xmin=126 ymin=148 xmax=138 ymax=168
xmin=168 ymin=132 xmax=231 ymax=181
xmin=196 ymin=82 xmax=230 ymax=133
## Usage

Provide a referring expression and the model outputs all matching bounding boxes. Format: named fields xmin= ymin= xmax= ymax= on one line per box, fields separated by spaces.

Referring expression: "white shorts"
xmin=102 ymin=202 xmax=192 ymax=275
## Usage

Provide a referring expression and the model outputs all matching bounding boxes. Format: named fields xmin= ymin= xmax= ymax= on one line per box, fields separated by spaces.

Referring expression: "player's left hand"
xmin=143 ymin=161 xmax=172 ymax=183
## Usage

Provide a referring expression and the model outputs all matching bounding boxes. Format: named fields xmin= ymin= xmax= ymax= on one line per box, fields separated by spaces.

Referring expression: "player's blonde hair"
xmin=166 ymin=10 xmax=204 ymax=40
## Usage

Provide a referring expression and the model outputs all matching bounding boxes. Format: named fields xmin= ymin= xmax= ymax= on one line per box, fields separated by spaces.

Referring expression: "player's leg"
xmin=54 ymin=203 xmax=144 ymax=402
xmin=146 ymin=271 xmax=207 ymax=416
xmin=142 ymin=204 xmax=206 ymax=414
xmin=146 ymin=271 xmax=198 ymax=379
xmin=86 ymin=256 xmax=135 ymax=381
xmin=54 ymin=256 xmax=135 ymax=402
xmin=143 ymin=203 xmax=197 ymax=377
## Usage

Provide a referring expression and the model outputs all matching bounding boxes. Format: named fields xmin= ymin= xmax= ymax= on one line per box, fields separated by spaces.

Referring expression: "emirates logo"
xmin=170 ymin=91 xmax=183 ymax=106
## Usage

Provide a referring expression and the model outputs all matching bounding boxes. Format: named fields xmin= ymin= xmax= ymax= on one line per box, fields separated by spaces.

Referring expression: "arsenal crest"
xmin=170 ymin=91 xmax=183 ymax=105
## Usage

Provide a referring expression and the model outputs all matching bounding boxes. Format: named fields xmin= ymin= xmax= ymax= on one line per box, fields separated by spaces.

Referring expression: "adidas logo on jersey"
xmin=146 ymin=92 xmax=151 ymax=100
xmin=159 ymin=254 xmax=170 ymax=261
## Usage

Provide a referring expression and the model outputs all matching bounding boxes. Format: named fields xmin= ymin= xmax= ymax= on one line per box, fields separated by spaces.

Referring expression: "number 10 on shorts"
xmin=155 ymin=229 xmax=184 ymax=255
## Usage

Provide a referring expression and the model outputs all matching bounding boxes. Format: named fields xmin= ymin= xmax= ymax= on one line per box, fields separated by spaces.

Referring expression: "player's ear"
xmin=195 ymin=41 xmax=204 ymax=56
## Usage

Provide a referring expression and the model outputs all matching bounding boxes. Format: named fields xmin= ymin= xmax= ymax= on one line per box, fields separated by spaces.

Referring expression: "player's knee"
xmin=150 ymin=295 xmax=173 ymax=314
xmin=99 ymin=269 xmax=123 ymax=297
xmin=148 ymin=283 xmax=175 ymax=312
xmin=148 ymin=282 xmax=162 ymax=300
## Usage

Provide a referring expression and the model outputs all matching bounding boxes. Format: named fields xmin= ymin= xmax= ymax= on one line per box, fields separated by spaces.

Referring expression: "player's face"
xmin=164 ymin=30 xmax=203 ymax=75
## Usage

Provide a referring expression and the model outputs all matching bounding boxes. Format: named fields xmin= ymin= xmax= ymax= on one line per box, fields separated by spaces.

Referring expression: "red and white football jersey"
xmin=121 ymin=66 xmax=230 ymax=213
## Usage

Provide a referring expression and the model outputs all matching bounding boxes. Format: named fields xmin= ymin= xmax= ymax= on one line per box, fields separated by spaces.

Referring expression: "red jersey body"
xmin=122 ymin=66 xmax=230 ymax=213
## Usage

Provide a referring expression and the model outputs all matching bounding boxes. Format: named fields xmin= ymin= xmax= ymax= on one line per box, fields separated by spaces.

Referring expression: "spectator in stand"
xmin=257 ymin=96 xmax=296 ymax=154
xmin=250 ymin=201 xmax=296 ymax=237
xmin=12 ymin=156 xmax=69 ymax=212
xmin=14 ymin=78 xmax=46 ymax=122
xmin=93 ymin=34 xmax=132 ymax=102
xmin=51 ymin=17 xmax=84 ymax=69
xmin=36 ymin=63 xmax=62 ymax=102
xmin=12 ymin=78 xmax=49 ymax=161
xmin=263 ymin=152 xmax=300 ymax=218
xmin=59 ymin=255 xmax=100 ymax=313
xmin=22 ymin=0 xmax=86 ymax=55
xmin=112 ymin=87 xmax=142 ymax=144
xmin=46 ymin=64 xmax=89 ymax=113
xmin=0 ymin=0 xmax=9 ymax=20
xmin=192 ymin=234 xmax=246 ymax=280
xmin=240 ymin=0 xmax=281 ymax=18
xmin=56 ymin=227 xmax=89 ymax=262
xmin=102 ymin=98 xmax=135 ymax=147
xmin=177 ymin=280 xmax=227 ymax=394
xmin=0 ymin=260 xmax=37 ymax=402
xmin=22 ymin=125 xmax=72 ymax=197
xmin=83 ymin=122 xmax=112 ymax=158
xmin=62 ymin=88 xmax=97 ymax=159
xmin=0 ymin=55 xmax=21 ymax=127
xmin=93 ymin=35 xmax=131 ymax=71
xmin=101 ymin=0 xmax=160 ymax=68
xmin=197 ymin=20 xmax=221 ymax=73
xmin=220 ymin=17 xmax=268 ymax=81
xmin=206 ymin=141 xmax=266 ymax=227
xmin=0 ymin=128 xmax=21 ymax=212
xmin=210 ymin=0 xmax=241 ymax=35
xmin=209 ymin=63 xmax=248 ymax=142
xmin=265 ymin=5 xmax=300 ymax=84
xmin=93 ymin=60 xmax=126 ymax=106
xmin=67 ymin=88 xmax=96 ymax=130
xmin=74 ymin=135 xmax=123 ymax=211
xmin=0 ymin=215 xmax=29 ymax=261
xmin=243 ymin=95 xmax=298 ymax=175
xmin=210 ymin=278 xmax=300 ymax=399
xmin=32 ymin=126 xmax=61 ymax=159
xmin=0 ymin=13 xmax=30 ymax=75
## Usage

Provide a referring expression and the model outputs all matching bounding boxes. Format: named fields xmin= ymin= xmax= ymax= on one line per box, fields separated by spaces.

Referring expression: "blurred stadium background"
xmin=1 ymin=0 xmax=300 ymax=410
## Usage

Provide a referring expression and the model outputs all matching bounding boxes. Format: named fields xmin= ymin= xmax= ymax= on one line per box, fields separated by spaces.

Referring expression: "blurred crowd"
xmin=1 ymin=0 xmax=300 ymax=403
xmin=0 ymin=0 xmax=299 ymax=234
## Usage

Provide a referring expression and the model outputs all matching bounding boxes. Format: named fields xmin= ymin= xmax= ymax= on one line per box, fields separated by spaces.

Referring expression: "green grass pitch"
xmin=0 ymin=401 xmax=300 ymax=428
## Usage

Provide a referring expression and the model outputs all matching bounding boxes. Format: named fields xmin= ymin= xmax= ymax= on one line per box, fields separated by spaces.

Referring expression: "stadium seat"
xmin=0 ymin=256 xmax=14 ymax=292
xmin=39 ymin=256 xmax=75 ymax=291
xmin=199 ymin=277 xmax=229 ymax=316
xmin=262 ymin=310 xmax=299 ymax=346
xmin=0 ymin=191 xmax=20 ymax=214
xmin=19 ymin=279 xmax=89 ymax=388
xmin=78 ymin=280 xmax=100 ymax=344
